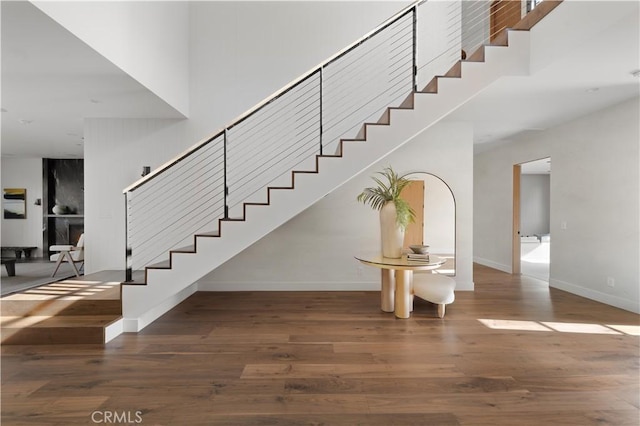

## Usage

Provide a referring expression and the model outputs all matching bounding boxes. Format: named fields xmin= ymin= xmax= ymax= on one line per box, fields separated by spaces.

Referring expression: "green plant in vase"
xmin=357 ymin=166 xmax=415 ymax=258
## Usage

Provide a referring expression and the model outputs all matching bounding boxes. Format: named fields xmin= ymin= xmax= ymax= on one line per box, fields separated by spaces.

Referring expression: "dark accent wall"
xmin=46 ymin=159 xmax=84 ymax=214
xmin=43 ymin=159 xmax=84 ymax=254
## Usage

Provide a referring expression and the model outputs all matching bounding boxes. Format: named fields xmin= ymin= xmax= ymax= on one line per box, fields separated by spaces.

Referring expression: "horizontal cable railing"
xmin=124 ymin=0 xmax=541 ymax=281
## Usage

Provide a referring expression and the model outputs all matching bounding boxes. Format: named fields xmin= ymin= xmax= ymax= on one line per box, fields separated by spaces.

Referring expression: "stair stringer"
xmin=121 ymin=30 xmax=531 ymax=333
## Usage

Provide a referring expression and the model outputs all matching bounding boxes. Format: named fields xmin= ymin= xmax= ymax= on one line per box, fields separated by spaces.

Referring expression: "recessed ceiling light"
xmin=631 ymin=70 xmax=640 ymax=78
xmin=585 ymin=87 xmax=599 ymax=93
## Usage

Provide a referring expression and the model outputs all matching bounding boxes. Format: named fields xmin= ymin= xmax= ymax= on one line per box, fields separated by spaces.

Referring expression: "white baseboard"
xmin=122 ymin=283 xmax=198 ymax=332
xmin=197 ymin=280 xmax=475 ymax=292
xmin=451 ymin=279 xmax=474 ymax=291
xmin=473 ymin=256 xmax=511 ymax=273
xmin=550 ymin=278 xmax=640 ymax=314
xmin=122 ymin=318 xmax=140 ymax=333
xmin=104 ymin=318 xmax=123 ymax=343
xmin=197 ymin=281 xmax=380 ymax=292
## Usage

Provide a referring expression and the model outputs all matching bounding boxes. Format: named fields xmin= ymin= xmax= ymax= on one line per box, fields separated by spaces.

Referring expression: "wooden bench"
xmin=1 ymin=258 xmax=16 ymax=276
xmin=0 ymin=246 xmax=37 ymax=259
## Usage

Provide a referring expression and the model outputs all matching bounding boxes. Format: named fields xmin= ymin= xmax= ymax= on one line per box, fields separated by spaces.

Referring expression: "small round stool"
xmin=412 ymin=274 xmax=456 ymax=318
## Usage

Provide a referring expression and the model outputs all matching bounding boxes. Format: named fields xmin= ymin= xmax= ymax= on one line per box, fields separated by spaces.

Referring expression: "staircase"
xmin=0 ymin=2 xmax=566 ymax=344
xmin=121 ymin=0 xmax=564 ymax=333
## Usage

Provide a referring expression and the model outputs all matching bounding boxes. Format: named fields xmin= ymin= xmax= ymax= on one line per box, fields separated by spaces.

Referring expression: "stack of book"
xmin=406 ymin=252 xmax=430 ymax=263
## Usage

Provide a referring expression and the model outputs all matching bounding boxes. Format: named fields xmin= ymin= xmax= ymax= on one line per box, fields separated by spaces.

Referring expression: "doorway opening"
xmin=513 ymin=158 xmax=551 ymax=281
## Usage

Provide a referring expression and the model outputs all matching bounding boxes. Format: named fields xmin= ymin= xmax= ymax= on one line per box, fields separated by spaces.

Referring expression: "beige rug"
xmin=1 ymin=261 xmax=78 ymax=296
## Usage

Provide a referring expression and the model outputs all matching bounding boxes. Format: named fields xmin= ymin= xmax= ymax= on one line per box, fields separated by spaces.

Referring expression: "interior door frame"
xmin=512 ymin=164 xmax=521 ymax=275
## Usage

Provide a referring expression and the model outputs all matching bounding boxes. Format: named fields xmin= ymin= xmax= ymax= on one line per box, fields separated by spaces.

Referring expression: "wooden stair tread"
xmin=466 ymin=45 xmax=485 ymax=62
xmin=171 ymin=245 xmax=195 ymax=253
xmin=1 ymin=269 xmax=124 ymax=345
xmin=1 ymin=314 xmax=121 ymax=328
xmin=422 ymin=77 xmax=438 ymax=93
xmin=196 ymin=231 xmax=220 ymax=237
xmin=122 ymin=270 xmax=146 ymax=285
xmin=444 ymin=61 xmax=462 ymax=78
xmin=268 ymin=186 xmax=294 ymax=191
xmin=1 ymin=298 xmax=121 ymax=317
xmin=1 ymin=283 xmax=121 ymax=302
xmin=0 ymin=313 xmax=121 ymax=345
xmin=513 ymin=0 xmax=563 ymax=31
xmin=147 ymin=260 xmax=171 ymax=269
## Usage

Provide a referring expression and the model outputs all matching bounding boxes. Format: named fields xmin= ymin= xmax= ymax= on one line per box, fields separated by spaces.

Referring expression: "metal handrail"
xmin=124 ymin=0 xmax=546 ymax=281
xmin=122 ymin=0 xmax=425 ymax=195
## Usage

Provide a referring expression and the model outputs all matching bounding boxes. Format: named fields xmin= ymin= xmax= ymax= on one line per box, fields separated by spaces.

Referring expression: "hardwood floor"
xmin=2 ymin=264 xmax=638 ymax=425
xmin=1 ymin=271 xmax=123 ymax=345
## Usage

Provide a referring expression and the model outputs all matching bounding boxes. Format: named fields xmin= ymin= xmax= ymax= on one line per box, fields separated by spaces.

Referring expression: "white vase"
xmin=380 ymin=202 xmax=405 ymax=258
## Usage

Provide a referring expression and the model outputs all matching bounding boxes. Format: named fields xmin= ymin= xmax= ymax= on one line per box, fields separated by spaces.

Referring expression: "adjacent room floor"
xmin=521 ymin=240 xmax=550 ymax=282
xmin=1 ymin=258 xmax=77 ymax=296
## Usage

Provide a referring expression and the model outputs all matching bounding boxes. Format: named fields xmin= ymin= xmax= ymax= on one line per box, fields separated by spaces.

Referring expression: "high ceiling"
xmin=1 ymin=1 xmax=183 ymax=159
xmin=1 ymin=1 xmax=639 ymax=159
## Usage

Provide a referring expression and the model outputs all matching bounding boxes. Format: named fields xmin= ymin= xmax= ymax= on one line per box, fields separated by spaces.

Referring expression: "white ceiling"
xmin=1 ymin=1 xmax=639 ymax=160
xmin=448 ymin=6 xmax=640 ymax=151
xmin=1 ymin=1 xmax=183 ymax=159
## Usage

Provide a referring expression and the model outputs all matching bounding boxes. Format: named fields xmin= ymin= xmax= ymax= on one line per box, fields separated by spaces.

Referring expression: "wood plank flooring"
xmin=1 ymin=271 xmax=123 ymax=345
xmin=2 ymin=264 xmax=638 ymax=425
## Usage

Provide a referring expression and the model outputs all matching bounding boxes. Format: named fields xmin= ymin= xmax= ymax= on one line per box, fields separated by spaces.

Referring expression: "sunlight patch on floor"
xmin=478 ymin=318 xmax=636 ymax=335
xmin=541 ymin=321 xmax=621 ymax=335
xmin=478 ymin=319 xmax=552 ymax=332
xmin=604 ymin=324 xmax=640 ymax=336
xmin=1 ymin=280 xmax=121 ymax=301
xmin=521 ymin=242 xmax=550 ymax=264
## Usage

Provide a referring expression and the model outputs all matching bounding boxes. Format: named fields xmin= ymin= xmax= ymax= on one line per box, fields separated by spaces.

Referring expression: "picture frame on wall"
xmin=3 ymin=188 xmax=27 ymax=219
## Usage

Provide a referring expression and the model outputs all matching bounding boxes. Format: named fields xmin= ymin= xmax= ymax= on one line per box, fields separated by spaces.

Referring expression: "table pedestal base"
xmin=395 ymin=270 xmax=413 ymax=319
xmin=381 ymin=270 xmax=395 ymax=312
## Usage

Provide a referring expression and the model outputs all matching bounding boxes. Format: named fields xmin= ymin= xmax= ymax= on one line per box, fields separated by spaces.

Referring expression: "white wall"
xmin=32 ymin=1 xmax=190 ymax=116
xmin=423 ymin=174 xmax=456 ymax=254
xmin=520 ymin=174 xmax=550 ymax=236
xmin=0 ymin=157 xmax=44 ymax=257
xmin=84 ymin=2 xmax=413 ymax=272
xmin=187 ymin=1 xmax=408 ymax=143
xmin=84 ymin=118 xmax=187 ymax=272
xmin=461 ymin=0 xmax=490 ymax=58
xmin=199 ymin=121 xmax=474 ymax=291
xmin=416 ymin=0 xmax=462 ymax=89
xmin=474 ymin=97 xmax=640 ymax=313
